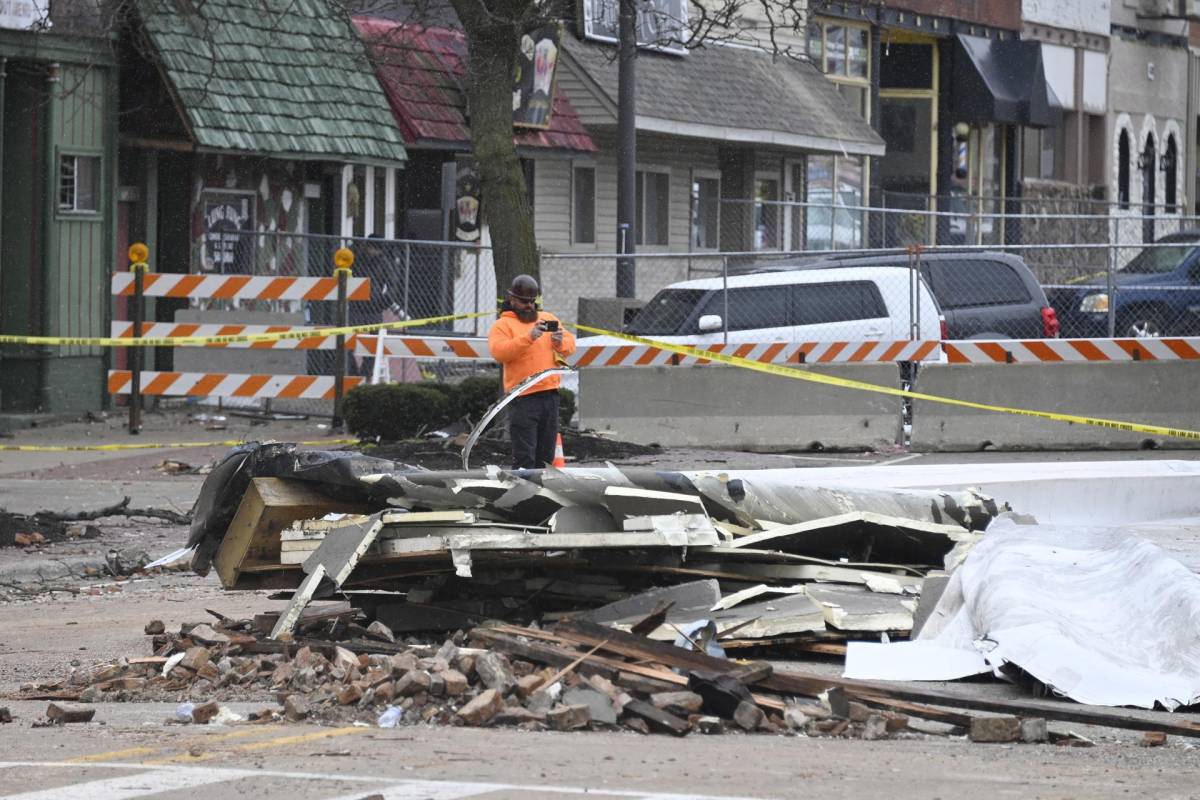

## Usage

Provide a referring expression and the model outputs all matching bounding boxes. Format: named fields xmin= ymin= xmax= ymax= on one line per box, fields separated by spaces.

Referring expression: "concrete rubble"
xmin=12 ymin=443 xmax=1197 ymax=745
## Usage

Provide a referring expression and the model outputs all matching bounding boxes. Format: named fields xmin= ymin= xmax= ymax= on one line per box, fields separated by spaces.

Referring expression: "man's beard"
xmin=515 ymin=307 xmax=538 ymax=323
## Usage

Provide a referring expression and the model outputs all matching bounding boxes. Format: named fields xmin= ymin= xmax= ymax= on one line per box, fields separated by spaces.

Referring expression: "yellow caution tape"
xmin=0 ymin=311 xmax=490 ymax=348
xmin=569 ymin=323 xmax=1200 ymax=442
xmin=0 ymin=437 xmax=359 ymax=453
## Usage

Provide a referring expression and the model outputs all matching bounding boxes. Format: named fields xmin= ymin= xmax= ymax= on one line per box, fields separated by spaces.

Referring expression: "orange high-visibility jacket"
xmin=488 ymin=310 xmax=576 ymax=395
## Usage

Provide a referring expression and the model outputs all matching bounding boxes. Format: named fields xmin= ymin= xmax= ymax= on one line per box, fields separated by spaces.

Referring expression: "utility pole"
xmin=615 ymin=0 xmax=637 ymax=297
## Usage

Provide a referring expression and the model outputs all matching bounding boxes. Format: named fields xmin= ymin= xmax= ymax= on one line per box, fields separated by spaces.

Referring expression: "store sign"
xmin=578 ymin=0 xmax=688 ymax=55
xmin=201 ymin=191 xmax=255 ymax=272
xmin=513 ymin=24 xmax=561 ymax=129
xmin=453 ymin=159 xmax=482 ymax=243
xmin=0 ymin=0 xmax=47 ymax=30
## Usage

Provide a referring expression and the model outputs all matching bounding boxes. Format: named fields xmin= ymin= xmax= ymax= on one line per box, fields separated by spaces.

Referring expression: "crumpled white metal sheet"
xmin=844 ymin=518 xmax=1200 ymax=710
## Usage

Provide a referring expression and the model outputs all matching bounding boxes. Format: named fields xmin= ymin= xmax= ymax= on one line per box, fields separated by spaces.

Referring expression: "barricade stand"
xmin=332 ymin=247 xmax=354 ymax=430
xmin=127 ymin=243 xmax=150 ymax=435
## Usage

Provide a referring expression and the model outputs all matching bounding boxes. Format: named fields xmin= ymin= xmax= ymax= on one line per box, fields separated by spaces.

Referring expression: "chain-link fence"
xmin=541 ymin=203 xmax=1200 ymax=344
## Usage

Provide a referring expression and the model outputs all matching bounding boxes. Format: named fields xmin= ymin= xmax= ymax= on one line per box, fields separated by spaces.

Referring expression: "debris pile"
xmin=188 ymin=444 xmax=997 ymax=654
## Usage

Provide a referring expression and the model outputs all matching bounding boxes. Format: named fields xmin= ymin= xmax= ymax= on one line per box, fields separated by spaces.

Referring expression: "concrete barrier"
xmin=579 ymin=364 xmax=902 ymax=451
xmin=910 ymin=361 xmax=1200 ymax=450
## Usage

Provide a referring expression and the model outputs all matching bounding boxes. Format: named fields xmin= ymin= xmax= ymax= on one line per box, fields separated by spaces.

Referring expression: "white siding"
xmin=556 ymin=63 xmax=616 ymax=127
xmin=534 ymin=158 xmax=573 ymax=250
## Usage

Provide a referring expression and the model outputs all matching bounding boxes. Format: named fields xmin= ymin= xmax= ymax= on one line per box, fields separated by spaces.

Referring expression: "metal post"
xmin=1106 ymin=241 xmax=1117 ymax=337
xmin=127 ymin=244 xmax=149 ymax=435
xmin=403 ymin=242 xmax=411 ymax=318
xmin=721 ymin=255 xmax=729 ymax=345
xmin=615 ymin=0 xmax=637 ymax=297
xmin=331 ymin=247 xmax=354 ymax=430
xmin=473 ymin=248 xmax=481 ymax=336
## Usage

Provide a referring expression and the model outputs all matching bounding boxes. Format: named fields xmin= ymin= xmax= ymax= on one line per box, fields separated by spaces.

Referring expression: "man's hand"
xmin=529 ymin=323 xmax=544 ymax=342
xmin=551 ymin=329 xmax=564 ymax=348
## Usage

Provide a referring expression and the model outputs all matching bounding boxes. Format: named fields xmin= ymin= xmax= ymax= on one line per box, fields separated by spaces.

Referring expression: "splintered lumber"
xmin=554 ymin=619 xmax=1200 ymax=739
xmin=214 ymin=478 xmax=363 ymax=589
xmin=622 ymin=699 xmax=691 ymax=736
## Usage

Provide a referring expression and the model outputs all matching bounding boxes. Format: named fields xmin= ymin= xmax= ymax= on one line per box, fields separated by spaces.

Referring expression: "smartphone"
xmin=542 ymin=320 xmax=559 ymax=332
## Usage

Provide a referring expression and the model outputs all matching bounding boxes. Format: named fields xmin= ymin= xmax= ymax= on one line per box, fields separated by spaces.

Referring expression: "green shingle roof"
xmin=140 ymin=0 xmax=406 ymax=164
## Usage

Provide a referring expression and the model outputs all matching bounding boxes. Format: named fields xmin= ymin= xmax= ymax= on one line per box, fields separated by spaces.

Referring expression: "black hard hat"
xmin=508 ymin=274 xmax=539 ymax=301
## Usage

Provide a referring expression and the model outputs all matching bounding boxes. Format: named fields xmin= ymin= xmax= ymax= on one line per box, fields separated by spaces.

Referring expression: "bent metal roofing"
xmin=562 ymin=36 xmax=884 ymax=156
xmin=354 ymin=17 xmax=596 ymax=154
xmin=138 ymin=0 xmax=407 ymax=164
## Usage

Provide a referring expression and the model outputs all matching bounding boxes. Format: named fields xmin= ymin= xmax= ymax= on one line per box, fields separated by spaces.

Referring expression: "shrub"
xmin=342 ymin=383 xmax=452 ymax=441
xmin=455 ymin=376 xmax=502 ymax=422
xmin=557 ymin=387 xmax=576 ymax=428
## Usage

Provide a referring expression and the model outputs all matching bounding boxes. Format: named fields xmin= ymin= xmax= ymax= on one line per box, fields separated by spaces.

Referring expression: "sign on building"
xmin=201 ymin=190 xmax=255 ymax=273
xmin=513 ymin=24 xmax=561 ymax=129
xmin=578 ymin=0 xmax=688 ymax=55
xmin=0 ymin=0 xmax=47 ymax=30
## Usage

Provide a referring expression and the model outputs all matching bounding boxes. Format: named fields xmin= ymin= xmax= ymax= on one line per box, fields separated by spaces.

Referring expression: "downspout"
xmin=40 ymin=62 xmax=61 ymax=410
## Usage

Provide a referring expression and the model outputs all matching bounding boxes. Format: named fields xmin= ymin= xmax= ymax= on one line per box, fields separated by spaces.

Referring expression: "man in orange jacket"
xmin=488 ymin=274 xmax=576 ymax=469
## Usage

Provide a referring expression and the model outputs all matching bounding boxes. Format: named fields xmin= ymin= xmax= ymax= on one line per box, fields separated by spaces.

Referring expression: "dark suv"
xmin=1047 ymin=231 xmax=1200 ymax=338
xmin=756 ymin=252 xmax=1059 ymax=339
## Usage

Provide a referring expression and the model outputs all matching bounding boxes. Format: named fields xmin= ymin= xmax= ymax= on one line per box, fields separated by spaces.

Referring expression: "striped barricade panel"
xmin=107 ymin=371 xmax=363 ymax=399
xmin=111 ymin=273 xmax=371 ymax=301
xmin=353 ymin=335 xmax=491 ymax=360
xmin=943 ymin=337 xmax=1200 ymax=364
xmin=110 ymin=323 xmax=342 ymax=349
xmin=355 ymin=336 xmax=943 ymax=365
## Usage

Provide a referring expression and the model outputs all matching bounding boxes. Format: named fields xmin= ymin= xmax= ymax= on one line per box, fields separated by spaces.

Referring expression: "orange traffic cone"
xmin=552 ymin=433 xmax=567 ymax=468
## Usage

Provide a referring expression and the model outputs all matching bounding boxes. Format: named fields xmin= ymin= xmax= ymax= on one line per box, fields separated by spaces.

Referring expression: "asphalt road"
xmin=3 ymin=412 xmax=1200 ymax=798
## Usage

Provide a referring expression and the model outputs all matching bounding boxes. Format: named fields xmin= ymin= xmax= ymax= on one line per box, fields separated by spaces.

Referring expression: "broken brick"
xmin=191 ymin=701 xmax=220 ymax=724
xmin=283 ymin=694 xmax=309 ymax=721
xmin=1141 ymin=731 xmax=1167 ymax=747
xmin=733 ymin=701 xmax=765 ymax=732
xmin=547 ymin=703 xmax=592 ymax=731
xmin=515 ymin=674 xmax=544 ymax=698
xmin=457 ymin=689 xmax=506 ymax=726
xmin=441 ymin=669 xmax=468 ymax=696
xmin=969 ymin=716 xmax=1021 ymax=743
xmin=177 ymin=646 xmax=212 ymax=673
xmin=395 ymin=670 xmax=432 ymax=696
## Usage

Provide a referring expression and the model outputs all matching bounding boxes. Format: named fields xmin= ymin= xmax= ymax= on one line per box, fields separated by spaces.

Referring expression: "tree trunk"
xmin=454 ymin=1 xmax=539 ymax=298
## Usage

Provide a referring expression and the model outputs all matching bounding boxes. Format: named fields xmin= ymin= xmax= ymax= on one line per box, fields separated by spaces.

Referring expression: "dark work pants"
xmin=508 ymin=390 xmax=559 ymax=469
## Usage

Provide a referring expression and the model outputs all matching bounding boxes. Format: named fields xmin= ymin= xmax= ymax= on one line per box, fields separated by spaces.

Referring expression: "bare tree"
xmin=345 ymin=0 xmax=807 ymax=293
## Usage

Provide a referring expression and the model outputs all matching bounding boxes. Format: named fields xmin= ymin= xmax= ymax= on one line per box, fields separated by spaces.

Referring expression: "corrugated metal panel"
xmin=139 ymin=0 xmax=407 ymax=164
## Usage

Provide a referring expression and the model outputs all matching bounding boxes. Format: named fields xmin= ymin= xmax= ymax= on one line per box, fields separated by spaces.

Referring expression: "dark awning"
xmin=951 ymin=34 xmax=1058 ymax=129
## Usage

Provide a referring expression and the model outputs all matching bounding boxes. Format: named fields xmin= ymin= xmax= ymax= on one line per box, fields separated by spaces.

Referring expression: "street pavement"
xmin=3 ymin=410 xmax=1200 ymax=798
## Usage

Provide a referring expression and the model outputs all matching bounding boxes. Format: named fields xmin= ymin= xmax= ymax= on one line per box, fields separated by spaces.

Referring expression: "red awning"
xmin=355 ymin=18 xmax=597 ymax=153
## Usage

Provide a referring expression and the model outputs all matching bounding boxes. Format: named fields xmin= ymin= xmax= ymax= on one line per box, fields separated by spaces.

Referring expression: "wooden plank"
xmin=553 ymin=619 xmax=1200 ymax=738
xmin=623 ymin=699 xmax=691 ymax=736
xmin=213 ymin=477 xmax=363 ymax=589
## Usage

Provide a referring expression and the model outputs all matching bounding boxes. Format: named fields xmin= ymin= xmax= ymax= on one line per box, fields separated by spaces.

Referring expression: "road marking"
xmin=874 ymin=453 xmax=923 ymax=467
xmin=66 ymin=747 xmax=159 ymax=763
xmin=69 ymin=726 xmax=281 ymax=764
xmin=322 ymin=781 xmax=505 ymax=800
xmin=0 ymin=762 xmax=771 ymax=800
xmin=140 ymin=726 xmax=366 ymax=764
xmin=0 ymin=766 xmax=255 ymax=800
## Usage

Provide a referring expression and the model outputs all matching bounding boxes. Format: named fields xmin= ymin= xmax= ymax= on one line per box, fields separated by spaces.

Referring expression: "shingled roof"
xmin=138 ymin=0 xmax=407 ymax=164
xmin=562 ymin=37 xmax=884 ymax=156
xmin=355 ymin=17 xmax=596 ymax=154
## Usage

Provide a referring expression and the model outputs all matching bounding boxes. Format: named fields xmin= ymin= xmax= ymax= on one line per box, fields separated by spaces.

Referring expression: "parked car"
xmin=1047 ymin=230 xmax=1200 ymax=338
xmin=610 ymin=266 xmax=943 ymax=345
xmin=755 ymin=251 xmax=1058 ymax=339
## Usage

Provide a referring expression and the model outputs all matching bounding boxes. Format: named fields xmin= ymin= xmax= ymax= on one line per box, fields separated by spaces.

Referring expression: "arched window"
xmin=1118 ymin=130 xmax=1130 ymax=209
xmin=1165 ymin=134 xmax=1178 ymax=213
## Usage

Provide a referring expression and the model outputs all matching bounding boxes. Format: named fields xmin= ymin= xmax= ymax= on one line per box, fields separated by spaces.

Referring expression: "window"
xmin=805 ymin=155 xmax=865 ymax=250
xmin=930 ymin=261 xmax=1031 ymax=309
xmin=1022 ymin=125 xmax=1065 ymax=181
xmin=626 ymin=288 xmax=705 ymax=335
xmin=808 ymin=18 xmax=871 ymax=121
xmin=792 ymin=281 xmax=887 ymax=325
xmin=636 ymin=169 xmax=669 ymax=246
xmin=1165 ymin=134 xmax=1178 ymax=212
xmin=702 ymin=286 xmax=789 ymax=331
xmin=59 ymin=155 xmax=100 ymax=212
xmin=572 ymin=165 xmax=596 ymax=245
xmin=691 ymin=174 xmax=720 ymax=249
xmin=1118 ymin=129 xmax=1131 ymax=209
xmin=754 ymin=175 xmax=780 ymax=250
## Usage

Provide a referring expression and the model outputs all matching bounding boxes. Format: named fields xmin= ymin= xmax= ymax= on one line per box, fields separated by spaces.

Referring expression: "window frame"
xmin=57 ymin=149 xmax=104 ymax=217
xmin=570 ymin=160 xmax=598 ymax=247
xmin=635 ymin=165 xmax=671 ymax=248
xmin=808 ymin=17 xmax=871 ymax=122
xmin=754 ymin=170 xmax=783 ymax=252
xmin=689 ymin=168 xmax=721 ymax=251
